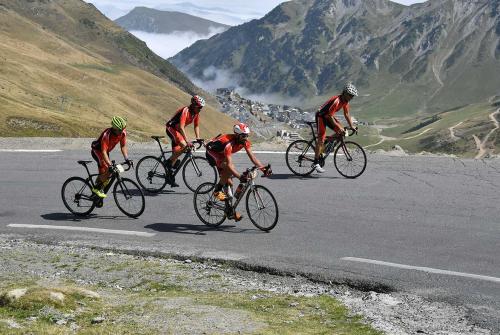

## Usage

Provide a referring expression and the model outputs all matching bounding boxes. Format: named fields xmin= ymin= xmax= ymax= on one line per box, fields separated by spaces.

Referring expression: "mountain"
xmin=172 ymin=0 xmax=500 ymax=117
xmin=171 ymin=0 xmax=500 ymax=157
xmin=115 ymin=7 xmax=230 ymax=35
xmin=0 ymin=0 xmax=234 ymax=138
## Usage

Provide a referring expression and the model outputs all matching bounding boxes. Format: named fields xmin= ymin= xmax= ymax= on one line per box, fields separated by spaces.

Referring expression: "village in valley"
xmin=215 ymin=87 xmax=360 ymax=143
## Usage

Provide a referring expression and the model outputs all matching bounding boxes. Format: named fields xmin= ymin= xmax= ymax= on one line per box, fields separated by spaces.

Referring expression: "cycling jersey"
xmin=91 ymin=128 xmax=126 ymax=174
xmin=166 ymin=106 xmax=199 ymax=130
xmin=166 ymin=106 xmax=200 ymax=148
xmin=91 ymin=128 xmax=127 ymax=153
xmin=316 ymin=95 xmax=349 ymax=142
xmin=317 ymin=95 xmax=349 ymax=118
xmin=206 ymin=134 xmax=251 ymax=169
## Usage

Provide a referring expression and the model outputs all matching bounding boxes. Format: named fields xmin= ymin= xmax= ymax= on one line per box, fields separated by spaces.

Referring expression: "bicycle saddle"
xmin=305 ymin=121 xmax=316 ymax=125
xmin=77 ymin=160 xmax=93 ymax=165
xmin=151 ymin=136 xmax=165 ymax=140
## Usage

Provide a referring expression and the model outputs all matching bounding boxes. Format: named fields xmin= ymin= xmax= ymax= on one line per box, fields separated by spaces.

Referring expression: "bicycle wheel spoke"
xmin=114 ymin=179 xmax=145 ymax=217
xmin=246 ymin=186 xmax=278 ymax=231
xmin=334 ymin=141 xmax=367 ymax=179
xmin=194 ymin=183 xmax=226 ymax=226
xmin=286 ymin=140 xmax=315 ymax=176
xmin=183 ymin=157 xmax=217 ymax=193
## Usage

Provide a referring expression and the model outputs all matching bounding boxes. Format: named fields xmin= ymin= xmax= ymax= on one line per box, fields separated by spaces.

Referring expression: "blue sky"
xmin=88 ymin=0 xmax=427 ymax=24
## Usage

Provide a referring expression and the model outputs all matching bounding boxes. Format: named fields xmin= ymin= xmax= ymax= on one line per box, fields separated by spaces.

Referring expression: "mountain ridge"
xmin=115 ymin=7 xmax=230 ymax=35
xmin=0 ymin=0 xmax=234 ymax=138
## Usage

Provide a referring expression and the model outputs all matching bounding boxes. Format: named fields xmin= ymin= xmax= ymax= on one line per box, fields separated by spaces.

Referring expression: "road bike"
xmin=135 ymin=136 xmax=217 ymax=193
xmin=193 ymin=165 xmax=278 ymax=231
xmin=285 ymin=121 xmax=367 ymax=178
xmin=61 ymin=160 xmax=145 ymax=218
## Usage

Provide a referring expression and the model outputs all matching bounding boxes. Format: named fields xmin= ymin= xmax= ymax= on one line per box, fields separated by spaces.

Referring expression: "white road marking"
xmin=342 ymin=257 xmax=500 ymax=283
xmin=7 ymin=224 xmax=155 ymax=237
xmin=0 ymin=149 xmax=62 ymax=152
xmin=197 ymin=150 xmax=287 ymax=154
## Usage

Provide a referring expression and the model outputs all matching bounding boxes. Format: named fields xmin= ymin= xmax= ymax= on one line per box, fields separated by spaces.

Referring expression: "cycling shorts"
xmin=316 ymin=113 xmax=341 ymax=142
xmin=91 ymin=149 xmax=109 ymax=174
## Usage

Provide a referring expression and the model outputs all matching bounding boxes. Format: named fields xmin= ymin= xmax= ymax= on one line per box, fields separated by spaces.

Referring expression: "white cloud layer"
xmin=88 ymin=0 xmax=428 ymax=23
xmin=129 ymin=27 xmax=225 ymax=59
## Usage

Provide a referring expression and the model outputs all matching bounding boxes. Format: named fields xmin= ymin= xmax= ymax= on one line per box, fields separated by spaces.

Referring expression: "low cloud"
xmin=129 ymin=27 xmax=225 ymax=59
xmin=188 ymin=66 xmax=307 ymax=107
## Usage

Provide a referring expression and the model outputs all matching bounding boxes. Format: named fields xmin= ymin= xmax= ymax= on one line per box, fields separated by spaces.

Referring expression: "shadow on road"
xmin=145 ymin=223 xmax=262 ymax=235
xmin=143 ymin=190 xmax=191 ymax=197
xmin=268 ymin=173 xmax=341 ymax=180
xmin=41 ymin=213 xmax=132 ymax=222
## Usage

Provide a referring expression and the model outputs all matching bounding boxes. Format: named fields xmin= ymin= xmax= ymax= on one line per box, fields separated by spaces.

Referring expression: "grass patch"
xmin=71 ymin=63 xmax=119 ymax=74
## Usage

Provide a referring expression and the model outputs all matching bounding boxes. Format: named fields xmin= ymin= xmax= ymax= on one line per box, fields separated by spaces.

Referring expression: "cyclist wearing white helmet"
xmin=90 ymin=116 xmax=131 ymax=198
xmin=205 ymin=123 xmax=271 ymax=221
xmin=165 ymin=95 xmax=205 ymax=186
xmin=313 ymin=82 xmax=358 ymax=173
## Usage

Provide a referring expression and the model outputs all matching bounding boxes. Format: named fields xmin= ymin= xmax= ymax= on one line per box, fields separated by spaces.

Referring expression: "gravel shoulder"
xmin=0 ymin=237 xmax=491 ymax=335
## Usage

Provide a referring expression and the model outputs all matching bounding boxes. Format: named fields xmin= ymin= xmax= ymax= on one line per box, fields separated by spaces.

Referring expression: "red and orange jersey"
xmin=167 ymin=106 xmax=200 ymax=130
xmin=91 ymin=128 xmax=126 ymax=153
xmin=318 ymin=95 xmax=349 ymax=118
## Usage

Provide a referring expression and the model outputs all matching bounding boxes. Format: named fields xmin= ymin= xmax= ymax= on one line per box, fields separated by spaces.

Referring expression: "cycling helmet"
xmin=233 ymin=123 xmax=250 ymax=135
xmin=111 ymin=116 xmax=127 ymax=130
xmin=343 ymin=82 xmax=358 ymax=97
xmin=191 ymin=95 xmax=205 ymax=108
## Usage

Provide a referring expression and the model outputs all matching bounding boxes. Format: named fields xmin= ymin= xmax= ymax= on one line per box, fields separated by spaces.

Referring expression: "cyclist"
xmin=91 ymin=116 xmax=131 ymax=198
xmin=206 ymin=123 xmax=271 ymax=221
xmin=165 ymin=95 xmax=205 ymax=187
xmin=313 ymin=82 xmax=358 ymax=173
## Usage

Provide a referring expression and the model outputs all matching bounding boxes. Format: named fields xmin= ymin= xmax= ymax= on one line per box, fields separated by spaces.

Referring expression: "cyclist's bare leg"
xmin=167 ymin=140 xmax=187 ymax=166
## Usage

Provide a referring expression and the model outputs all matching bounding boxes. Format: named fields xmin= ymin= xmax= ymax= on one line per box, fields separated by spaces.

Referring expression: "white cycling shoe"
xmin=312 ymin=163 xmax=325 ymax=173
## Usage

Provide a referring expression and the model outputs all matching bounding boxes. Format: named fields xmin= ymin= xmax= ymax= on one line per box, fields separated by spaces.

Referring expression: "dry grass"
xmin=0 ymin=5 xmax=234 ymax=140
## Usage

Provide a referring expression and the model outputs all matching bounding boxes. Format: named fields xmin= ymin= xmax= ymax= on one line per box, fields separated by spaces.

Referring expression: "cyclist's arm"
xmin=245 ymin=146 xmax=264 ymax=169
xmin=343 ymin=105 xmax=355 ymax=129
xmin=120 ymin=143 xmax=129 ymax=161
xmin=178 ymin=109 xmax=190 ymax=143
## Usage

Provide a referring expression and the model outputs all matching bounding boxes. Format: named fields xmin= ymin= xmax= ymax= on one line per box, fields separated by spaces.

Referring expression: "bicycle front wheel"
xmin=113 ymin=178 xmax=145 ymax=218
xmin=285 ymin=140 xmax=315 ymax=177
xmin=334 ymin=141 xmax=367 ymax=179
xmin=135 ymin=156 xmax=168 ymax=193
xmin=61 ymin=177 xmax=96 ymax=216
xmin=182 ymin=156 xmax=217 ymax=193
xmin=246 ymin=185 xmax=279 ymax=231
xmin=193 ymin=182 xmax=226 ymax=227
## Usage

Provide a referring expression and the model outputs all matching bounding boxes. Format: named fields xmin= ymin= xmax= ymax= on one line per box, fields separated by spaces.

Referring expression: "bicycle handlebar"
xmin=343 ymin=127 xmax=358 ymax=137
xmin=245 ymin=164 xmax=272 ymax=179
xmin=111 ymin=160 xmax=133 ymax=173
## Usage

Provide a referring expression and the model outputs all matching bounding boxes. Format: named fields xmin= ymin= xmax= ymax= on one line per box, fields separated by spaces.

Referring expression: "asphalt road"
xmin=0 ymin=149 xmax=499 ymax=332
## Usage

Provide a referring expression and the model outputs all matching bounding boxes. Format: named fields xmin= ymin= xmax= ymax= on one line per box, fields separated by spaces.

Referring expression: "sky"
xmin=88 ymin=1 xmax=427 ymax=24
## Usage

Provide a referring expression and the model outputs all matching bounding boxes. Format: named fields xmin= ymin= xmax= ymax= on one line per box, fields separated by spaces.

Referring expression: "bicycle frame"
xmin=151 ymin=137 xmax=203 ymax=178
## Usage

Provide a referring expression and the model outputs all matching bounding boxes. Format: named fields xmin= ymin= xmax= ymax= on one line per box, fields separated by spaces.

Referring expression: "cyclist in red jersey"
xmin=313 ymin=82 xmax=358 ymax=173
xmin=206 ymin=123 xmax=271 ymax=221
xmin=91 ymin=116 xmax=131 ymax=198
xmin=165 ymin=95 xmax=205 ymax=187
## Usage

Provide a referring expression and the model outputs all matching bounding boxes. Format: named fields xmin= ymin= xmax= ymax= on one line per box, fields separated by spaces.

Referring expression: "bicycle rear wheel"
xmin=113 ymin=178 xmax=145 ymax=218
xmin=246 ymin=185 xmax=279 ymax=231
xmin=135 ymin=156 xmax=168 ymax=193
xmin=193 ymin=183 xmax=226 ymax=227
xmin=334 ymin=141 xmax=367 ymax=179
xmin=182 ymin=156 xmax=217 ymax=193
xmin=285 ymin=140 xmax=315 ymax=176
xmin=61 ymin=177 xmax=96 ymax=216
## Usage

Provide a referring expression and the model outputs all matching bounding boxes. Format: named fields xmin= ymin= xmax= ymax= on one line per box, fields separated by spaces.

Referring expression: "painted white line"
xmin=0 ymin=149 xmax=62 ymax=152
xmin=342 ymin=257 xmax=500 ymax=284
xmin=197 ymin=150 xmax=286 ymax=154
xmin=8 ymin=224 xmax=155 ymax=237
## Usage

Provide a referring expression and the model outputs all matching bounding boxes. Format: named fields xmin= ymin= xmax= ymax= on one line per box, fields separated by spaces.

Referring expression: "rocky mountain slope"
xmin=0 ymin=0 xmax=234 ymax=138
xmin=115 ymin=7 xmax=230 ymax=35
xmin=171 ymin=0 xmax=500 ymax=156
